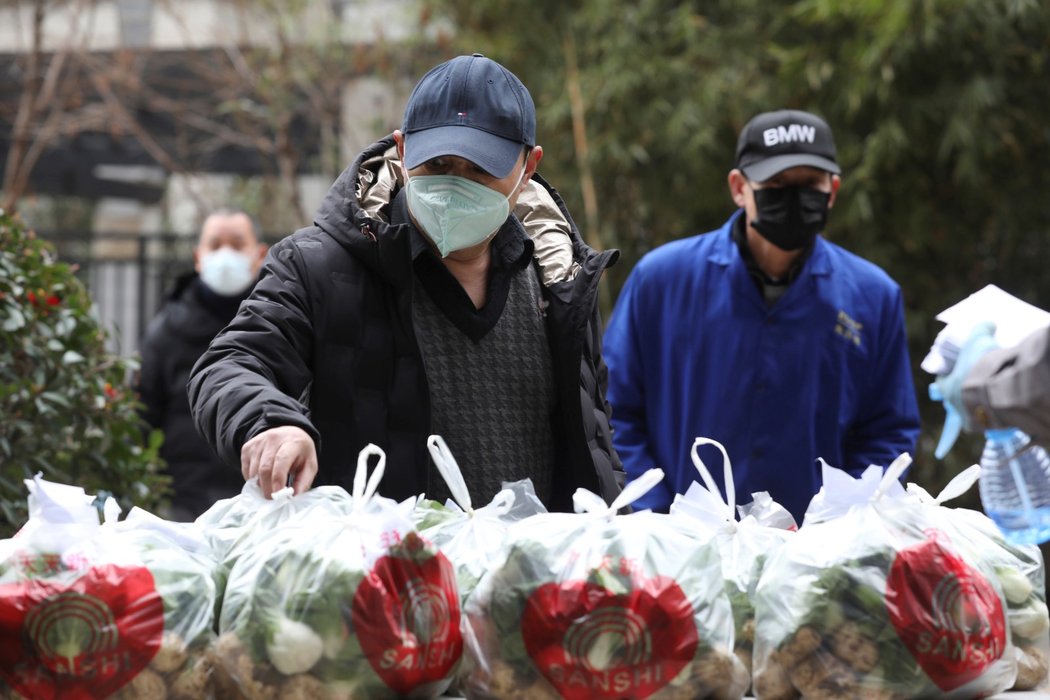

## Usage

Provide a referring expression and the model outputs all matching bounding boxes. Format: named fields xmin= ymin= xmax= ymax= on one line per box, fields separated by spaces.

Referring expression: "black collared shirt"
xmin=391 ymin=188 xmax=535 ymax=342
xmin=731 ymin=214 xmax=814 ymax=307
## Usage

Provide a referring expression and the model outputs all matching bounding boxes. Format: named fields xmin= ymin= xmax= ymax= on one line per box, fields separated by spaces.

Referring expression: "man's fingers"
xmin=238 ymin=426 xmax=318 ymax=499
xmin=272 ymin=442 xmax=306 ymax=496
xmin=240 ymin=440 xmax=256 ymax=484
xmin=258 ymin=440 xmax=283 ymax=497
xmin=241 ymin=434 xmax=266 ymax=484
xmin=289 ymin=447 xmax=319 ymax=496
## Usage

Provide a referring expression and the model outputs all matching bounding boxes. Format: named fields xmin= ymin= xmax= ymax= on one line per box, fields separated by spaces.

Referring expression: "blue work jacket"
xmin=603 ymin=210 xmax=921 ymax=521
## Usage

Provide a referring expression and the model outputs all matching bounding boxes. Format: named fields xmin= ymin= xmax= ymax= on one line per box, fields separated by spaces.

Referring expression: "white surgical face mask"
xmin=199 ymin=247 xmax=255 ymax=296
xmin=405 ymin=168 xmax=525 ymax=258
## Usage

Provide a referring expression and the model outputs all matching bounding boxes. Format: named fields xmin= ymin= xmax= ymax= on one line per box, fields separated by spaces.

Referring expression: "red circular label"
xmin=886 ymin=530 xmax=1006 ymax=691
xmin=521 ymin=576 xmax=698 ymax=700
xmin=0 ymin=564 xmax=165 ymax=700
xmin=352 ymin=548 xmax=462 ymax=694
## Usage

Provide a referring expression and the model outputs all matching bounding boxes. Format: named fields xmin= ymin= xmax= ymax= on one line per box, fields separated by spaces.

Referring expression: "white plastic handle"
xmin=102 ymin=497 xmax=122 ymax=524
xmin=426 ymin=435 xmax=473 ymax=514
xmin=934 ymin=464 xmax=981 ymax=504
xmin=352 ymin=443 xmax=387 ymax=507
xmin=689 ymin=437 xmax=736 ymax=520
xmin=572 ymin=488 xmax=607 ymax=514
xmin=271 ymin=486 xmax=295 ymax=502
xmin=874 ymin=452 xmax=913 ymax=501
xmin=484 ymin=489 xmax=515 ymax=516
xmin=574 ymin=468 xmax=666 ymax=515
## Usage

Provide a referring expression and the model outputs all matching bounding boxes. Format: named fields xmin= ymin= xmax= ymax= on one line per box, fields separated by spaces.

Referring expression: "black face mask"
xmin=751 ymin=185 xmax=831 ymax=252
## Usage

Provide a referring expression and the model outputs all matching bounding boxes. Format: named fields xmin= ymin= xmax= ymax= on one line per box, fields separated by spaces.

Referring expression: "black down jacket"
xmin=188 ymin=135 xmax=623 ymax=511
xmin=139 ymin=274 xmax=246 ymax=518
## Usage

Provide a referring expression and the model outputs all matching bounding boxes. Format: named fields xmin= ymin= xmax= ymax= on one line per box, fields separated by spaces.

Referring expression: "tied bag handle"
xmin=350 ymin=443 xmax=386 ymax=513
xmin=689 ymin=437 xmax=737 ymax=525
xmin=933 ymin=464 xmax=981 ymax=504
xmin=427 ymin=434 xmax=474 ymax=515
xmin=426 ymin=435 xmax=514 ymax=517
xmin=573 ymin=468 xmax=666 ymax=516
xmin=873 ymin=452 xmax=914 ymax=502
xmin=907 ymin=464 xmax=981 ymax=505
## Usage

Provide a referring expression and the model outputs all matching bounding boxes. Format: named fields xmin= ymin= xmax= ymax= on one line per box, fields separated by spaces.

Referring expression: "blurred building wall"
xmin=0 ymin=0 xmax=430 ymax=355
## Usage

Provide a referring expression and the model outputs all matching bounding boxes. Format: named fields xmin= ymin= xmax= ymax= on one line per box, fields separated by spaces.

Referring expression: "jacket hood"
xmin=313 ymin=134 xmax=617 ymax=286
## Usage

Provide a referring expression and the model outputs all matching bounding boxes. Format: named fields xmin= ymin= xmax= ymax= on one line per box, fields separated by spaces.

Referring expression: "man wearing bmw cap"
xmin=603 ymin=109 xmax=921 ymax=522
xmin=189 ymin=54 xmax=624 ymax=511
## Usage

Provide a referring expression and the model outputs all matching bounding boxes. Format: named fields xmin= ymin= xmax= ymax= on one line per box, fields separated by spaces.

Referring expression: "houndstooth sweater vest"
xmin=414 ymin=263 xmax=556 ymax=505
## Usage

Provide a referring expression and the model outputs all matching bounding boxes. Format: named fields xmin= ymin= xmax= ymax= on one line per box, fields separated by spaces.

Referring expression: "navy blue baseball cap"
xmin=402 ymin=54 xmax=536 ymax=179
xmin=735 ymin=109 xmax=840 ymax=182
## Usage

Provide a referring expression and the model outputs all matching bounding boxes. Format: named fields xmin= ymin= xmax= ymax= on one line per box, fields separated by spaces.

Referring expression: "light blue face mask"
xmin=405 ymin=169 xmax=524 ymax=258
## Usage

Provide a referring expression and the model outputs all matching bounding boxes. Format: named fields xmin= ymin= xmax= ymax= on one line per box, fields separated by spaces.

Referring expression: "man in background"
xmin=603 ymin=109 xmax=921 ymax=522
xmin=138 ymin=208 xmax=267 ymax=520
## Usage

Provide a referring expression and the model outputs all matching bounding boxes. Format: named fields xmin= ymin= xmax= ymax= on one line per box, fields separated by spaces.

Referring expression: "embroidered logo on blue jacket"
xmin=835 ymin=309 xmax=864 ymax=348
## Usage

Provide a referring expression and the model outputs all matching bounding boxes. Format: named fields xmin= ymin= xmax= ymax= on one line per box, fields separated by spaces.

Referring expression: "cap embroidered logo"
xmin=763 ymin=124 xmax=817 ymax=147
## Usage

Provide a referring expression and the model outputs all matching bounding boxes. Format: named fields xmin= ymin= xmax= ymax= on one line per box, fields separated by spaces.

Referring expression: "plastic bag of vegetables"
xmin=461 ymin=468 xmax=749 ymax=700
xmin=669 ymin=438 xmax=795 ymax=683
xmin=410 ymin=496 xmax=460 ymax=532
xmin=417 ymin=434 xmax=547 ymax=604
xmin=906 ymin=465 xmax=1049 ymax=691
xmin=213 ymin=444 xmax=462 ymax=699
xmin=196 ymin=477 xmax=354 ymax=564
xmin=0 ymin=475 xmax=218 ymax=700
xmin=196 ymin=476 xmax=357 ymax=630
xmin=752 ymin=455 xmax=1017 ymax=700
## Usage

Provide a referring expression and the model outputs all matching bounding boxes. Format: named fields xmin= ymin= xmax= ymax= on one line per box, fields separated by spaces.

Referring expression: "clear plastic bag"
xmin=196 ymin=477 xmax=354 ymax=563
xmin=908 ymin=466 xmax=1050 ymax=691
xmin=461 ymin=468 xmax=749 ymax=700
xmin=669 ymin=438 xmax=796 ymax=685
xmin=752 ymin=456 xmax=1017 ymax=700
xmin=196 ymin=476 xmax=357 ymax=633
xmin=213 ymin=445 xmax=462 ymax=699
xmin=0 ymin=475 xmax=218 ymax=700
xmin=417 ymin=435 xmax=547 ymax=604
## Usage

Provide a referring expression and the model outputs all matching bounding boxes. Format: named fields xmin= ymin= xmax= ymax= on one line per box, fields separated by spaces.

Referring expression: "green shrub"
xmin=0 ymin=209 xmax=167 ymax=536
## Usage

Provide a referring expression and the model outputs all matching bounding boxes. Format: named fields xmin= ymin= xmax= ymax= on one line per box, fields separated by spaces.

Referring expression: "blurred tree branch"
xmin=2 ymin=0 xmax=93 ymax=211
xmin=2 ymin=0 xmax=408 ymax=229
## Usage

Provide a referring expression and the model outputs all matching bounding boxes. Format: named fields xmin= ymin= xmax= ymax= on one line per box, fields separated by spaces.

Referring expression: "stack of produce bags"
xmin=461 ymin=468 xmax=749 ymax=700
xmin=669 ymin=438 xmax=796 ymax=686
xmin=906 ymin=465 xmax=1050 ymax=691
xmin=0 ymin=475 xmax=218 ymax=700
xmin=752 ymin=455 xmax=1019 ymax=699
xmin=212 ymin=444 xmax=463 ymax=699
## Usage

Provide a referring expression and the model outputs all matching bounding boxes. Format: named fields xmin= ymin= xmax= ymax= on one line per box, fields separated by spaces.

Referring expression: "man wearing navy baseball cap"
xmin=189 ymin=54 xmax=624 ymax=516
xmin=604 ymin=108 xmax=920 ymax=523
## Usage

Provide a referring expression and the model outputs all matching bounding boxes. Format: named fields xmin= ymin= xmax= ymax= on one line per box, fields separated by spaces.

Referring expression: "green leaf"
xmin=60 ymin=351 xmax=84 ymax=365
xmin=2 ymin=307 xmax=25 ymax=331
xmin=40 ymin=392 xmax=72 ymax=408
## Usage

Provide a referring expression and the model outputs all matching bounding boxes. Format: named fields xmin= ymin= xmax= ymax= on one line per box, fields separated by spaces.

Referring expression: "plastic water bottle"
xmin=979 ymin=428 xmax=1050 ymax=545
